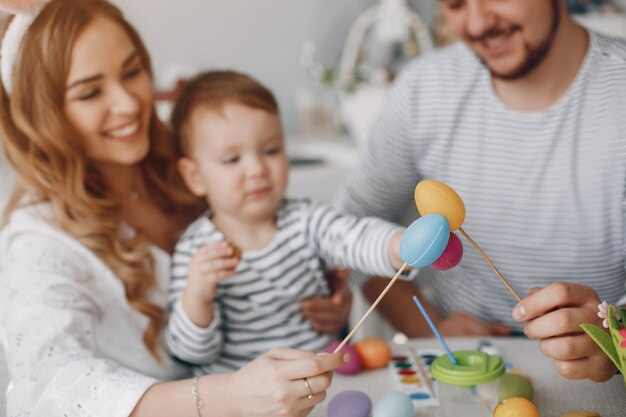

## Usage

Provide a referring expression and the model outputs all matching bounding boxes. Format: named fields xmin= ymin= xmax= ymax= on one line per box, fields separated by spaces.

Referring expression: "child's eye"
xmin=265 ymin=145 xmax=283 ymax=155
xmin=79 ymin=89 xmax=101 ymax=101
xmin=222 ymin=155 xmax=239 ymax=164
xmin=124 ymin=66 xmax=143 ymax=80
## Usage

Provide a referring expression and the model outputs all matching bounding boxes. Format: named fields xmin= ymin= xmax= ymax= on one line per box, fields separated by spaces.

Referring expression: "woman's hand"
xmin=513 ymin=282 xmax=617 ymax=381
xmin=225 ymin=348 xmax=348 ymax=417
xmin=301 ymin=268 xmax=352 ymax=334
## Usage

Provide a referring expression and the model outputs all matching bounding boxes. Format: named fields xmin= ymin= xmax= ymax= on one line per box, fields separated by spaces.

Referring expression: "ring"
xmin=303 ymin=377 xmax=313 ymax=399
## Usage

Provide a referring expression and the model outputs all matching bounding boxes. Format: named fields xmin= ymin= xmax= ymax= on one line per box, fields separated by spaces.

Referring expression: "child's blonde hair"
xmin=0 ymin=0 xmax=205 ymax=361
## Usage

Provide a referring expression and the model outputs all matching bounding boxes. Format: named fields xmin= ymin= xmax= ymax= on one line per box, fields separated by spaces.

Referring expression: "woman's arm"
xmin=131 ymin=348 xmax=348 ymax=417
xmin=2 ymin=233 xmax=159 ymax=417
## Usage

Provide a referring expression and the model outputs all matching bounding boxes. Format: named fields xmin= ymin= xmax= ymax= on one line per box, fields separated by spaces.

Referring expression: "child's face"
xmin=179 ymin=102 xmax=288 ymax=223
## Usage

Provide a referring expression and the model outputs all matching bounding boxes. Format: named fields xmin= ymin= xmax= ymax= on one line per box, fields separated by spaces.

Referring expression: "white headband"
xmin=0 ymin=1 xmax=49 ymax=94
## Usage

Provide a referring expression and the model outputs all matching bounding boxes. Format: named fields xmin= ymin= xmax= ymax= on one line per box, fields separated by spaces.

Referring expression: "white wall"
xmin=113 ymin=0 xmax=437 ymax=135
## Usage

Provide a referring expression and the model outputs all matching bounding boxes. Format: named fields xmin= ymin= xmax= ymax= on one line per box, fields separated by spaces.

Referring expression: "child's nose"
xmin=247 ymin=156 xmax=267 ymax=176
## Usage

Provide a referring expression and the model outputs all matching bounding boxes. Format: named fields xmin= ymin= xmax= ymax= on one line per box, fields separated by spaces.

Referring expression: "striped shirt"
xmin=335 ymin=31 xmax=626 ymax=330
xmin=164 ymin=199 xmax=401 ymax=374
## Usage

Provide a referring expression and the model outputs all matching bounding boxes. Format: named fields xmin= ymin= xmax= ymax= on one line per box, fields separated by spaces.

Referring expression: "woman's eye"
xmin=124 ymin=66 xmax=143 ymax=79
xmin=78 ymin=89 xmax=100 ymax=101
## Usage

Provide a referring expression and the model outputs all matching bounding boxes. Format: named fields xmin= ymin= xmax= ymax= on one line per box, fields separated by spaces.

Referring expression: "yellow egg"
xmin=493 ymin=397 xmax=540 ymax=417
xmin=414 ymin=180 xmax=466 ymax=231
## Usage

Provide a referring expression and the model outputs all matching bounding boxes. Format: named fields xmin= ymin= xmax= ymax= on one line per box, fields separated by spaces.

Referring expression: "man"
xmin=335 ymin=0 xmax=625 ymax=382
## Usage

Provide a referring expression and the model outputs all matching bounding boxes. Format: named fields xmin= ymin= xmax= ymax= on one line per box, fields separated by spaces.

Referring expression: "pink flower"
xmin=620 ymin=329 xmax=626 ymax=348
xmin=598 ymin=301 xmax=610 ymax=329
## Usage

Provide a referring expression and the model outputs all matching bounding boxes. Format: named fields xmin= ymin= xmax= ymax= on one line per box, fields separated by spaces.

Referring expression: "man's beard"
xmin=479 ymin=0 xmax=561 ymax=80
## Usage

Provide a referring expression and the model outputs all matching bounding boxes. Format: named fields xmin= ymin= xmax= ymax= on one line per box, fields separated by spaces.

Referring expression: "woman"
xmin=0 ymin=1 xmax=350 ymax=416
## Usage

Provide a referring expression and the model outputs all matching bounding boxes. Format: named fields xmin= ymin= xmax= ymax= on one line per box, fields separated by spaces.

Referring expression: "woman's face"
xmin=63 ymin=16 xmax=153 ymax=167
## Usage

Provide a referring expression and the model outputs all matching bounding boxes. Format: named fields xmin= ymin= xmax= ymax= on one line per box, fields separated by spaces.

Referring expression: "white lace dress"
xmin=0 ymin=204 xmax=190 ymax=417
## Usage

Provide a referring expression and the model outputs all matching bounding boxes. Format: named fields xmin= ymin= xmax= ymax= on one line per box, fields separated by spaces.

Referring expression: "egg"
xmin=498 ymin=373 xmax=534 ymax=402
xmin=325 ymin=340 xmax=362 ymax=375
xmin=372 ymin=391 xmax=414 ymax=417
xmin=400 ymin=214 xmax=450 ymax=267
xmin=430 ymin=232 xmax=463 ymax=270
xmin=353 ymin=337 xmax=391 ymax=369
xmin=493 ymin=397 xmax=540 ymax=417
xmin=558 ymin=412 xmax=600 ymax=417
xmin=414 ymin=179 xmax=466 ymax=231
xmin=327 ymin=390 xmax=371 ymax=417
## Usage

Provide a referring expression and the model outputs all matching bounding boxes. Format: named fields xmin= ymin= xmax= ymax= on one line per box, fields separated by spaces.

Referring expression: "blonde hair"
xmin=0 ymin=0 xmax=204 ymax=361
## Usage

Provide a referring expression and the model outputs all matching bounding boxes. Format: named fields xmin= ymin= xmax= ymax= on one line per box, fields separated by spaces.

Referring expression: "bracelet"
xmin=191 ymin=375 xmax=203 ymax=417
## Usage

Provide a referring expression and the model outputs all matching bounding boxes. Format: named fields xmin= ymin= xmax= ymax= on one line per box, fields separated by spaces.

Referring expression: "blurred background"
xmin=1 ymin=0 xmax=626 ymax=347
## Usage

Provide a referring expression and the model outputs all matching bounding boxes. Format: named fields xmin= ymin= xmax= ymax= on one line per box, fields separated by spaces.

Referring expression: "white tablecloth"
xmin=311 ymin=337 xmax=626 ymax=417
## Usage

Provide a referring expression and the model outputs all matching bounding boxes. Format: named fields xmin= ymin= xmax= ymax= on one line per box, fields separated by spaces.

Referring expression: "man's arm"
xmin=363 ymin=277 xmax=511 ymax=337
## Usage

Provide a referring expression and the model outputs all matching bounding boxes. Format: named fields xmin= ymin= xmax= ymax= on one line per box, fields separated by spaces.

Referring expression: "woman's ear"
xmin=177 ymin=157 xmax=208 ymax=197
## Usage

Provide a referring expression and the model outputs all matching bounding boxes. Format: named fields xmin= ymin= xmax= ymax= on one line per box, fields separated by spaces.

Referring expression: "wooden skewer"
xmin=333 ymin=263 xmax=408 ymax=353
xmin=458 ymin=227 xmax=521 ymax=302
xmin=409 ymin=347 xmax=436 ymax=398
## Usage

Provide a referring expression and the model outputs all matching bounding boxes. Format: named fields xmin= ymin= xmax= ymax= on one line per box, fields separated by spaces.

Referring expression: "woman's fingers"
xmin=266 ymin=349 xmax=347 ymax=380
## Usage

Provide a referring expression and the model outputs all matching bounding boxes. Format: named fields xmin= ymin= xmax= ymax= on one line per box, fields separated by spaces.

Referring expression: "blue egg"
xmin=400 ymin=214 xmax=450 ymax=267
xmin=327 ymin=390 xmax=372 ymax=417
xmin=372 ymin=391 xmax=414 ymax=417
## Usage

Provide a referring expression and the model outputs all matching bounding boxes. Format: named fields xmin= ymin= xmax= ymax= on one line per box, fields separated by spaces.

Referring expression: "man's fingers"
xmin=513 ymin=282 xmax=598 ymax=321
xmin=539 ymin=333 xmax=599 ymax=361
xmin=524 ymin=307 xmax=598 ymax=339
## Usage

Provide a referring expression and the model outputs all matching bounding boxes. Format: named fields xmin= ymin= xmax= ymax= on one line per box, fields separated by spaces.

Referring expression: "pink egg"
xmin=430 ymin=232 xmax=463 ymax=270
xmin=325 ymin=340 xmax=362 ymax=374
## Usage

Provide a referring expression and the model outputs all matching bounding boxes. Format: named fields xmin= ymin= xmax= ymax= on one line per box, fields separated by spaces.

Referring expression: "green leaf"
xmin=618 ymin=306 xmax=626 ymax=326
xmin=580 ymin=323 xmax=622 ymax=372
xmin=608 ymin=305 xmax=620 ymax=330
xmin=609 ymin=326 xmax=626 ymax=376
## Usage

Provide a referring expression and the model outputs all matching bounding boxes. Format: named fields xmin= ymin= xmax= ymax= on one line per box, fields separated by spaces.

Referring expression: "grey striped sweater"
xmin=335 ymin=31 xmax=626 ymax=330
xmin=164 ymin=199 xmax=401 ymax=374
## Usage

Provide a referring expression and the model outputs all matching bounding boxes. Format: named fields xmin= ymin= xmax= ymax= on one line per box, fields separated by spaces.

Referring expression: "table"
xmin=311 ymin=337 xmax=626 ymax=417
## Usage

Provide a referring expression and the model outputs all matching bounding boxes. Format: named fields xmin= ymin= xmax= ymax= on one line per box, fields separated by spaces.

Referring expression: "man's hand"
xmin=513 ymin=282 xmax=617 ymax=381
xmin=301 ymin=268 xmax=352 ymax=334
xmin=438 ymin=312 xmax=512 ymax=336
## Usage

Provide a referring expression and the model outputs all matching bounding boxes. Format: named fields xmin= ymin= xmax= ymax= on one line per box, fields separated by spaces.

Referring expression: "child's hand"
xmin=184 ymin=241 xmax=240 ymax=304
xmin=512 ymin=282 xmax=617 ymax=382
xmin=388 ymin=231 xmax=405 ymax=270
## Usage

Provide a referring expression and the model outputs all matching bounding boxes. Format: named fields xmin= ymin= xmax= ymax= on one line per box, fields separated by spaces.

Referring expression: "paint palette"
xmin=388 ymin=348 xmax=441 ymax=408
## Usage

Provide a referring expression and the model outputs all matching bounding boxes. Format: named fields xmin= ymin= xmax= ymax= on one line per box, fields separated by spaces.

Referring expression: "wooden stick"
xmin=409 ymin=347 xmax=436 ymax=398
xmin=333 ymin=263 xmax=408 ymax=353
xmin=458 ymin=227 xmax=521 ymax=302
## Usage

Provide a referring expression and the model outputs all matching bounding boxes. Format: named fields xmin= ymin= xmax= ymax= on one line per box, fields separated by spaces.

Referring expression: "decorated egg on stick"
xmin=414 ymin=179 xmax=521 ymax=301
xmin=400 ymin=214 xmax=450 ymax=267
xmin=414 ymin=179 xmax=465 ymax=231
xmin=431 ymin=232 xmax=463 ymax=270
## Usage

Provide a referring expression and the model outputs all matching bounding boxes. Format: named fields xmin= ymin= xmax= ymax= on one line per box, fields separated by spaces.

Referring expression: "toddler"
xmin=163 ymin=70 xmax=405 ymax=374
